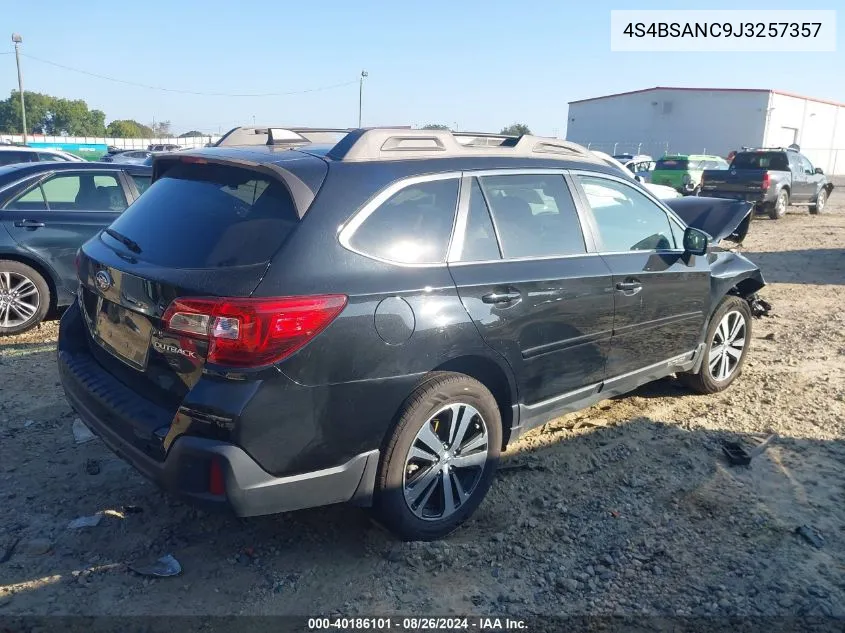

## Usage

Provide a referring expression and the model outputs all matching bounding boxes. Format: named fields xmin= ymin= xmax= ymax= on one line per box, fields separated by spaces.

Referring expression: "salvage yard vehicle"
xmin=59 ymin=128 xmax=766 ymax=541
xmin=700 ymin=146 xmax=834 ymax=220
xmin=591 ymin=151 xmax=680 ymax=199
xmin=0 ymin=145 xmax=86 ymax=166
xmin=652 ymin=154 xmax=729 ymax=195
xmin=0 ymin=161 xmax=151 ymax=334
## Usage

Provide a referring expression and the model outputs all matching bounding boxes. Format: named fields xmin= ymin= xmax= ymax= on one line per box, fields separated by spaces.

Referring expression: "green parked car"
xmin=652 ymin=154 xmax=729 ymax=195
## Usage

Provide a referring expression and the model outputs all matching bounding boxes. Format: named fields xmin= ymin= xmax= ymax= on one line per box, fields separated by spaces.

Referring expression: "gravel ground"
xmin=1 ymin=191 xmax=844 ymax=622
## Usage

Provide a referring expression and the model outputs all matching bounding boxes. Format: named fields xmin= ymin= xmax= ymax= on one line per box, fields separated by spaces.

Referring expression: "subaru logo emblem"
xmin=95 ymin=270 xmax=113 ymax=292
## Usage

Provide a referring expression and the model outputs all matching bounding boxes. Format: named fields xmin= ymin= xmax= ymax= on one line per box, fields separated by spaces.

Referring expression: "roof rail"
xmin=326 ymin=128 xmax=596 ymax=162
xmin=739 ymin=145 xmax=801 ymax=152
xmin=214 ymin=126 xmax=352 ymax=147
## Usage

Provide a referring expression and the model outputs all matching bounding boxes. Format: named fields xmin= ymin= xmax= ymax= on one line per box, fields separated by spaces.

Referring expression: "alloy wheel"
xmin=708 ymin=310 xmax=746 ymax=381
xmin=0 ymin=271 xmax=40 ymax=329
xmin=776 ymin=192 xmax=787 ymax=216
xmin=403 ymin=403 xmax=489 ymax=521
xmin=816 ymin=190 xmax=826 ymax=212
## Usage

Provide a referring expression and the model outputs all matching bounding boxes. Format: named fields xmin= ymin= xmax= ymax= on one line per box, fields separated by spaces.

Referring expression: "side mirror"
xmin=634 ymin=174 xmax=644 ymax=183
xmin=683 ymin=227 xmax=709 ymax=256
xmin=815 ymin=167 xmax=824 ymax=175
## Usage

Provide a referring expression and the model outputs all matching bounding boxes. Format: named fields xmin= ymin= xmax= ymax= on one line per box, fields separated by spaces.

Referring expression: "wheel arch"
xmin=431 ymin=354 xmax=518 ymax=449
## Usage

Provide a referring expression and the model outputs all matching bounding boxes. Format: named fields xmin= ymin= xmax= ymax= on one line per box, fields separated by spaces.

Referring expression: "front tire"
xmin=372 ymin=373 xmax=502 ymax=541
xmin=809 ymin=188 xmax=827 ymax=215
xmin=768 ymin=189 xmax=788 ymax=220
xmin=679 ymin=295 xmax=752 ymax=394
xmin=0 ymin=260 xmax=50 ymax=336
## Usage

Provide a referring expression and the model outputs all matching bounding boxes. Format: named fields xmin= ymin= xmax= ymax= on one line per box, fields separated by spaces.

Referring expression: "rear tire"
xmin=679 ymin=295 xmax=752 ymax=394
xmin=372 ymin=373 xmax=502 ymax=541
xmin=0 ymin=260 xmax=50 ymax=336
xmin=809 ymin=188 xmax=827 ymax=215
xmin=768 ymin=189 xmax=788 ymax=220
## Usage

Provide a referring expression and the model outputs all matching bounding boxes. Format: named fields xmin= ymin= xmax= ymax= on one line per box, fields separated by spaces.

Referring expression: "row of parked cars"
xmin=2 ymin=125 xmax=772 ymax=540
xmin=612 ymin=146 xmax=833 ymax=220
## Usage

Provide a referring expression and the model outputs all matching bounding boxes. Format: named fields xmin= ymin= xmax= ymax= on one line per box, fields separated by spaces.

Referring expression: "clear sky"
xmin=2 ymin=0 xmax=843 ymax=136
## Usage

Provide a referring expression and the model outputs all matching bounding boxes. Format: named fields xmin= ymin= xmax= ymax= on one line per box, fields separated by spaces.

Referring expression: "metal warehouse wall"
xmin=566 ymin=89 xmax=770 ymax=158
xmin=765 ymin=93 xmax=845 ymax=175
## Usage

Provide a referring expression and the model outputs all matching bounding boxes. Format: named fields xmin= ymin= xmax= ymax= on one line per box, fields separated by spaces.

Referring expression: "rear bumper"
xmin=57 ymin=301 xmax=380 ymax=516
xmin=701 ymin=190 xmax=773 ymax=206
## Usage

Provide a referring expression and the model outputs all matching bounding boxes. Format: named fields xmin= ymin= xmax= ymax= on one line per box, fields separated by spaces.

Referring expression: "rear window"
xmin=655 ymin=159 xmax=689 ymax=171
xmin=0 ymin=151 xmax=35 ymax=166
xmin=730 ymin=152 xmax=789 ymax=171
xmin=105 ymin=163 xmax=298 ymax=268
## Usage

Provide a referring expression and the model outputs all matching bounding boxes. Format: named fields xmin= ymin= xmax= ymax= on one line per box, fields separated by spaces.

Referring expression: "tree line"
xmin=0 ymin=90 xmax=205 ymax=138
xmin=423 ymin=123 xmax=532 ymax=136
xmin=0 ymin=89 xmax=533 ymax=139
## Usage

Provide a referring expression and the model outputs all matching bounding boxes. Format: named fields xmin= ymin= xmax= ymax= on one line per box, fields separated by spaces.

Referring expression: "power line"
xmin=18 ymin=52 xmax=359 ymax=98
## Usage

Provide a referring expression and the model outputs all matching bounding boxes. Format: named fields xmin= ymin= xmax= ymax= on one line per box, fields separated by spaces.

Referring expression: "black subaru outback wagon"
xmin=58 ymin=128 xmax=765 ymax=541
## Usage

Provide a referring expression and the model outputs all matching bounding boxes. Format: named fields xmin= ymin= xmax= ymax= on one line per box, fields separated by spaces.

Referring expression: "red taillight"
xmin=162 ymin=295 xmax=347 ymax=367
xmin=209 ymin=458 xmax=226 ymax=496
xmin=761 ymin=173 xmax=770 ymax=190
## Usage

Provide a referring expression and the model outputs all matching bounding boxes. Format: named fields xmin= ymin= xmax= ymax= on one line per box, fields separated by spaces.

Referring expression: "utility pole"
xmin=12 ymin=33 xmax=26 ymax=144
xmin=358 ymin=70 xmax=368 ymax=128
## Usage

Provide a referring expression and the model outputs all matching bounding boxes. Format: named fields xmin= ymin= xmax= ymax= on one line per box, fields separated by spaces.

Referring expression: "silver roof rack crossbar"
xmin=326 ymin=129 xmax=595 ymax=162
xmin=215 ymin=126 xmax=352 ymax=147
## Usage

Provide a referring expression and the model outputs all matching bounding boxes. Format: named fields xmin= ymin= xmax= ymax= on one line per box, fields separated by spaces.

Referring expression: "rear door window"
xmin=457 ymin=178 xmax=501 ymax=262
xmin=130 ymin=174 xmax=151 ymax=194
xmin=479 ymin=174 xmax=585 ymax=259
xmin=347 ymin=177 xmax=459 ymax=264
xmin=4 ymin=173 xmax=128 ymax=211
xmin=105 ymin=163 xmax=299 ymax=268
xmin=37 ymin=152 xmax=70 ymax=162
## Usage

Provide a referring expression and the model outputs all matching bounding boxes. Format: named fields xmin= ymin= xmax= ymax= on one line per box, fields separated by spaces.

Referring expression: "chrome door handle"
xmin=14 ymin=220 xmax=45 ymax=229
xmin=615 ymin=281 xmax=642 ymax=295
xmin=482 ymin=291 xmax=521 ymax=304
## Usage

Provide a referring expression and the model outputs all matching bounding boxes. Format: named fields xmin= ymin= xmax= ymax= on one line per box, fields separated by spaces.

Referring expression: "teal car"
xmin=652 ymin=154 xmax=729 ymax=195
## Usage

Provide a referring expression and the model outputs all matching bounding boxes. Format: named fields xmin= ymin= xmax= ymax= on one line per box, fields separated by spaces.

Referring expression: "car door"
xmin=571 ymin=172 xmax=710 ymax=380
xmin=448 ymin=171 xmax=614 ymax=407
xmin=1 ymin=170 xmax=131 ymax=293
xmin=787 ymin=152 xmax=810 ymax=201
xmin=798 ymin=154 xmax=821 ymax=200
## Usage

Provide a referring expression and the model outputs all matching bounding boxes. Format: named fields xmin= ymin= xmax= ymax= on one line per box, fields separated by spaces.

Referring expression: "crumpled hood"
xmin=664 ymin=196 xmax=753 ymax=243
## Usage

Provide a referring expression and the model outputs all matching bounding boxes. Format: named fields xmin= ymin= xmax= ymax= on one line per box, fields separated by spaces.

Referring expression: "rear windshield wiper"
xmin=104 ymin=228 xmax=142 ymax=254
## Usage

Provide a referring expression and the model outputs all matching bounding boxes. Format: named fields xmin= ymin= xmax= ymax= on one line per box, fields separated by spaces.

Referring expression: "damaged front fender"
xmin=665 ymin=196 xmax=754 ymax=243
xmin=709 ymin=249 xmax=770 ymax=317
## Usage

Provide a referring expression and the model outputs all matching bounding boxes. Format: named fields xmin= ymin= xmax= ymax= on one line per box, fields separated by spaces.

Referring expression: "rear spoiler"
xmin=151 ymin=153 xmax=316 ymax=218
xmin=664 ymin=197 xmax=753 ymax=244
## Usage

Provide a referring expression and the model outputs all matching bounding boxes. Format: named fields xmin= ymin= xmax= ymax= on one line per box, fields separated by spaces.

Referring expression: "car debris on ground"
xmin=72 ymin=419 xmax=96 ymax=444
xmin=129 ymin=554 xmax=182 ymax=578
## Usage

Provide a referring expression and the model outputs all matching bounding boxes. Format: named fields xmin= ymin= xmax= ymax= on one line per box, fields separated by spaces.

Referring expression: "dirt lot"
xmin=2 ymin=190 xmax=845 ymax=623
